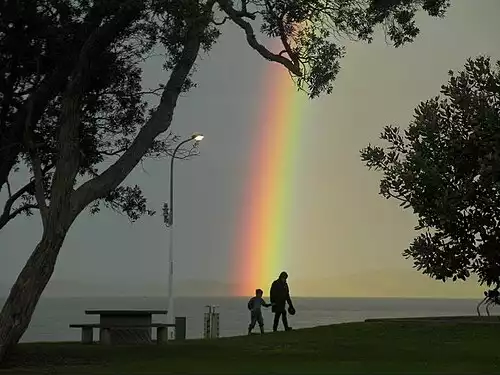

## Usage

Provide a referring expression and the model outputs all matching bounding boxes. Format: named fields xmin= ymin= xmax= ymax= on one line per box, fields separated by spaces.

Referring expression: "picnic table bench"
xmin=69 ymin=310 xmax=186 ymax=345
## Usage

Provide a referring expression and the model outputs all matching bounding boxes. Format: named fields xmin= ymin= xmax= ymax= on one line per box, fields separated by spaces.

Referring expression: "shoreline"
xmin=17 ymin=315 xmax=500 ymax=346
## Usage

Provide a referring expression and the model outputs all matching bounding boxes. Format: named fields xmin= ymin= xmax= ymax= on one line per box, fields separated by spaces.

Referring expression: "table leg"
xmin=100 ymin=315 xmax=152 ymax=344
xmin=100 ymin=328 xmax=111 ymax=345
xmin=157 ymin=327 xmax=168 ymax=344
xmin=81 ymin=327 xmax=93 ymax=344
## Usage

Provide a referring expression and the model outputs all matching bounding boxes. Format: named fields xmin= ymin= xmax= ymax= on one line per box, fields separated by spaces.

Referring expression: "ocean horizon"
xmin=0 ymin=296 xmax=488 ymax=343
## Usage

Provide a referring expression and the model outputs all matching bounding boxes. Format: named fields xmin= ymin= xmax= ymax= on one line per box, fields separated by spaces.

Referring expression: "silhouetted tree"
xmin=0 ymin=0 xmax=450 ymax=361
xmin=361 ymin=56 xmax=500 ymax=289
xmin=0 ymin=0 xmax=196 ymax=231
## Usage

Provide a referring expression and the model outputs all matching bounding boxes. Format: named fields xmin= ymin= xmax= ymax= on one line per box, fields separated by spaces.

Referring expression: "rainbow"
xmin=231 ymin=58 xmax=308 ymax=296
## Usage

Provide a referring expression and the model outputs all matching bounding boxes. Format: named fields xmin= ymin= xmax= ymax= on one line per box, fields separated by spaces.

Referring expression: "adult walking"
xmin=270 ymin=271 xmax=295 ymax=332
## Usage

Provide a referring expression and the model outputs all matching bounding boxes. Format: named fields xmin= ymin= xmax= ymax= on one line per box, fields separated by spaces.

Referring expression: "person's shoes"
xmin=285 ymin=327 xmax=293 ymax=331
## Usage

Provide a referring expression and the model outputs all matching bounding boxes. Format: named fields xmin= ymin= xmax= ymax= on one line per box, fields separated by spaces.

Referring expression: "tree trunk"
xmin=0 ymin=4 xmax=204 ymax=364
xmin=0 ymin=226 xmax=68 ymax=363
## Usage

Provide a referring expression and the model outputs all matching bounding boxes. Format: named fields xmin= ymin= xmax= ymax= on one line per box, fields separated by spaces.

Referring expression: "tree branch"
xmin=103 ymin=87 xmax=165 ymax=98
xmin=264 ymin=0 xmax=299 ymax=65
xmin=0 ymin=180 xmax=35 ymax=231
xmin=48 ymin=0 xmax=146 ymax=225
xmin=6 ymin=178 xmax=12 ymax=198
xmin=212 ymin=16 xmax=228 ymax=25
xmin=7 ymin=181 xmax=34 ymax=206
xmin=24 ymin=98 xmax=49 ymax=227
xmin=71 ymin=22 xmax=205 ymax=215
xmin=216 ymin=0 xmax=302 ymax=76
xmin=29 ymin=151 xmax=49 ymax=227
xmin=388 ymin=190 xmax=406 ymax=202
xmin=0 ymin=160 xmax=51 ymax=231
xmin=0 ymin=159 xmax=53 ymax=225
xmin=0 ymin=10 xmax=108 ymax=192
xmin=8 ymin=204 xmax=38 ymax=222
xmin=100 ymin=147 xmax=128 ymax=156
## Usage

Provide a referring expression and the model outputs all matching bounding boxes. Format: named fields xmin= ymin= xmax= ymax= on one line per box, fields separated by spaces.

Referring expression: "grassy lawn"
xmin=2 ymin=321 xmax=500 ymax=374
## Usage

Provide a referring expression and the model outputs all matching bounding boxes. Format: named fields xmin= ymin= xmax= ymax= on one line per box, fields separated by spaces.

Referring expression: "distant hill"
xmin=291 ymin=269 xmax=483 ymax=298
xmin=0 ymin=269 xmax=486 ymax=298
xmin=0 ymin=279 xmax=237 ymax=298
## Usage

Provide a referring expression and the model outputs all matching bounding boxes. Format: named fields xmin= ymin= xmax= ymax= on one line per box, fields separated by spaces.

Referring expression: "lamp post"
xmin=163 ymin=133 xmax=204 ymax=337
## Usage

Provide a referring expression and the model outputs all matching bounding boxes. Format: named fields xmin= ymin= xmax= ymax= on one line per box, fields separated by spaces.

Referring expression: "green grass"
xmin=2 ymin=321 xmax=500 ymax=374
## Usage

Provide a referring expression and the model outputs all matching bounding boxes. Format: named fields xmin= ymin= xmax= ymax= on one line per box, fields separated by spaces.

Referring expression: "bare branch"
xmin=172 ymin=145 xmax=199 ymax=160
xmin=216 ymin=0 xmax=302 ymax=76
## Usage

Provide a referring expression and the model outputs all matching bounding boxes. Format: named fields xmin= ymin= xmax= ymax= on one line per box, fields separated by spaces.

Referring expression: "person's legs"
xmin=257 ymin=311 xmax=265 ymax=334
xmin=281 ymin=310 xmax=290 ymax=330
xmin=257 ymin=311 xmax=264 ymax=333
xmin=273 ymin=311 xmax=281 ymax=332
xmin=248 ymin=312 xmax=257 ymax=334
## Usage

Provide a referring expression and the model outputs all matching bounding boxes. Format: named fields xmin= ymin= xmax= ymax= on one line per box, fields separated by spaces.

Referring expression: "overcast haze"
xmin=1 ymin=0 xmax=500 ymax=298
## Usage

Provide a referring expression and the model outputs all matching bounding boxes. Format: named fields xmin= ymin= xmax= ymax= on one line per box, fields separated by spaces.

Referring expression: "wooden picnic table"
xmin=85 ymin=309 xmax=168 ymax=344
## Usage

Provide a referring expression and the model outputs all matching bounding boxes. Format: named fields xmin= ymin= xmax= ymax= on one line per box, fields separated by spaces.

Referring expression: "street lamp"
xmin=163 ymin=133 xmax=204 ymax=337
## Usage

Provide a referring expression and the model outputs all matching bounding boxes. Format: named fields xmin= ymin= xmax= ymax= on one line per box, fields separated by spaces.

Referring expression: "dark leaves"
xmin=361 ymin=56 xmax=500 ymax=286
xmin=254 ymin=0 xmax=449 ymax=97
xmin=89 ymin=185 xmax=156 ymax=222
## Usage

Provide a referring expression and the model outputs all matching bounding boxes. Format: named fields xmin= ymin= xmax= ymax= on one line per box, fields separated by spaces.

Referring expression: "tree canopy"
xmin=0 ymin=0 xmax=198 ymax=230
xmin=361 ymin=56 xmax=500 ymax=288
xmin=0 ymin=0 xmax=451 ymax=231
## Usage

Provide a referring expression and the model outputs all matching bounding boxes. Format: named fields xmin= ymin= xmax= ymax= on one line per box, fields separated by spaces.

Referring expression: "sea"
xmin=0 ymin=297 xmax=486 ymax=343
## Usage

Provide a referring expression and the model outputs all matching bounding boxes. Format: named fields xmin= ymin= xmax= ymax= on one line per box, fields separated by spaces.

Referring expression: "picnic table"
xmin=88 ymin=309 xmax=167 ymax=344
xmin=70 ymin=309 xmax=186 ymax=345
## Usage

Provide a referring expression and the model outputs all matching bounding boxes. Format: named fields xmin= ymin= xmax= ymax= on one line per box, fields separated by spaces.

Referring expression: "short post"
xmin=203 ymin=305 xmax=212 ymax=339
xmin=81 ymin=327 xmax=93 ymax=344
xmin=100 ymin=328 xmax=111 ymax=345
xmin=175 ymin=316 xmax=186 ymax=340
xmin=203 ymin=305 xmax=220 ymax=339
xmin=210 ymin=306 xmax=220 ymax=339
xmin=157 ymin=327 xmax=168 ymax=344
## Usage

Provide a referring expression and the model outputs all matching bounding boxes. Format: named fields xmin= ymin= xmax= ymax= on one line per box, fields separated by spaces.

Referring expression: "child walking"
xmin=247 ymin=288 xmax=272 ymax=334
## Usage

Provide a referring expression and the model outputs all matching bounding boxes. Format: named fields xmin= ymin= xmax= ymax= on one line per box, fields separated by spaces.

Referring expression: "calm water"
xmin=0 ymin=297 xmax=484 ymax=343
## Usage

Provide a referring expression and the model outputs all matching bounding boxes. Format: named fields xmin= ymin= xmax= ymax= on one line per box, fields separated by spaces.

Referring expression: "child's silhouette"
xmin=247 ymin=288 xmax=272 ymax=334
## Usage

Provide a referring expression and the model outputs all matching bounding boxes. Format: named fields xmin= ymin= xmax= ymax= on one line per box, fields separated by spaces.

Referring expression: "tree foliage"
xmin=0 ymin=0 xmax=450 ymax=231
xmin=361 ymin=56 xmax=500 ymax=287
xmin=0 ymin=0 xmax=197 ymax=230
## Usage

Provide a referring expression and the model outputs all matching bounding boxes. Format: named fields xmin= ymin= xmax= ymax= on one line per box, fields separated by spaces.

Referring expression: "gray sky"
xmin=1 ymin=0 xmax=500 ymax=297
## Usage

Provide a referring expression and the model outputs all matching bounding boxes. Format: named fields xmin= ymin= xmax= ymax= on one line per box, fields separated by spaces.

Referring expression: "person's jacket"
xmin=270 ymin=279 xmax=293 ymax=313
